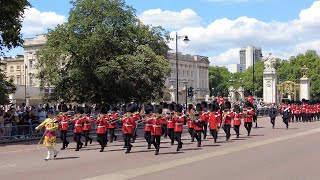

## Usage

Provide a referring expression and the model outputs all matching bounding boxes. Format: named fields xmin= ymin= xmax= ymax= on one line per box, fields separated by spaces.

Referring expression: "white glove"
xmin=35 ymin=126 xmax=39 ymax=130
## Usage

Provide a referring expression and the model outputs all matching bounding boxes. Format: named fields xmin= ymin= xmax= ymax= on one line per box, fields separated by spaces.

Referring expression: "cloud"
xmin=140 ymin=1 xmax=320 ymax=67
xmin=138 ymin=8 xmax=201 ymax=29
xmin=22 ymin=7 xmax=66 ymax=35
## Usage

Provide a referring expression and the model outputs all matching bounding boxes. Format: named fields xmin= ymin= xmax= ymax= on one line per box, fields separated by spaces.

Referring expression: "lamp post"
xmin=24 ymin=64 xmax=27 ymax=105
xmin=174 ymin=32 xmax=190 ymax=103
xmin=169 ymin=79 xmax=175 ymax=102
xmin=229 ymin=77 xmax=235 ymax=87
xmin=26 ymin=93 xmax=30 ymax=107
xmin=182 ymin=80 xmax=188 ymax=110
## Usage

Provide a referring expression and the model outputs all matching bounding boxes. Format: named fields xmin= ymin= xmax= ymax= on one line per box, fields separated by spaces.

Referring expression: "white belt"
xmin=75 ymin=124 xmax=82 ymax=127
xmin=167 ymin=121 xmax=172 ymax=122
xmin=124 ymin=124 xmax=133 ymax=127
xmin=234 ymin=119 xmax=240 ymax=121
xmin=175 ymin=123 xmax=183 ymax=125
xmin=61 ymin=122 xmax=68 ymax=124
xmin=153 ymin=125 xmax=162 ymax=127
xmin=84 ymin=123 xmax=91 ymax=126
xmin=146 ymin=124 xmax=152 ymax=126
xmin=98 ymin=126 xmax=106 ymax=128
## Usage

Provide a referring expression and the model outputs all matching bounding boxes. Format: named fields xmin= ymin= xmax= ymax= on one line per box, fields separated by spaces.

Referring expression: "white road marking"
xmin=84 ymin=127 xmax=320 ymax=180
xmin=0 ymin=164 xmax=16 ymax=169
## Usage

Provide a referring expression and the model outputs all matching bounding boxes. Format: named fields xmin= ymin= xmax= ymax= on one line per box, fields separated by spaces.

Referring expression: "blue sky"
xmin=5 ymin=0 xmax=320 ymax=67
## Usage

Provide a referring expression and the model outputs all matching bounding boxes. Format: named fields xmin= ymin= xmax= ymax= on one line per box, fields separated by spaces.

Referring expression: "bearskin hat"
xmin=223 ymin=101 xmax=231 ymax=110
xmin=302 ymin=98 xmax=306 ymax=103
xmin=175 ymin=104 xmax=183 ymax=113
xmin=188 ymin=104 xmax=194 ymax=111
xmin=111 ymin=105 xmax=118 ymax=112
xmin=154 ymin=105 xmax=163 ymax=114
xmin=162 ymin=102 xmax=169 ymax=109
xmin=144 ymin=104 xmax=154 ymax=114
xmin=244 ymin=101 xmax=253 ymax=108
xmin=233 ymin=105 xmax=240 ymax=113
xmin=100 ymin=104 xmax=110 ymax=114
xmin=196 ymin=103 xmax=202 ymax=112
xmin=282 ymin=99 xmax=285 ymax=103
xmin=208 ymin=103 xmax=213 ymax=111
xmin=126 ymin=103 xmax=137 ymax=113
xmin=169 ymin=103 xmax=175 ymax=111
xmin=201 ymin=101 xmax=208 ymax=110
xmin=210 ymin=101 xmax=220 ymax=112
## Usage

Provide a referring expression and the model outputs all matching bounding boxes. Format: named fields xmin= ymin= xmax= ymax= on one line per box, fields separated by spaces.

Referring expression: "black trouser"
xmin=174 ymin=132 xmax=183 ymax=150
xmin=194 ymin=130 xmax=202 ymax=146
xmin=203 ymin=123 xmax=208 ymax=139
xmin=270 ymin=118 xmax=275 ymax=128
xmin=151 ymin=135 xmax=161 ymax=152
xmin=144 ymin=131 xmax=152 ymax=148
xmin=295 ymin=114 xmax=300 ymax=122
xmin=234 ymin=125 xmax=240 ymax=137
xmin=302 ymin=113 xmax=307 ymax=122
xmin=291 ymin=114 xmax=295 ymax=122
xmin=223 ymin=124 xmax=231 ymax=140
xmin=283 ymin=118 xmax=289 ymax=129
xmin=97 ymin=134 xmax=107 ymax=151
xmin=244 ymin=122 xmax=252 ymax=136
xmin=109 ymin=128 xmax=117 ymax=142
xmin=188 ymin=128 xmax=195 ymax=141
xmin=131 ymin=127 xmax=137 ymax=142
xmin=83 ymin=130 xmax=92 ymax=146
xmin=124 ymin=134 xmax=133 ymax=153
xmin=167 ymin=128 xmax=174 ymax=145
xmin=60 ymin=130 xmax=69 ymax=149
xmin=317 ymin=113 xmax=320 ymax=121
xmin=210 ymin=129 xmax=218 ymax=143
xmin=162 ymin=125 xmax=167 ymax=137
xmin=73 ymin=133 xmax=83 ymax=150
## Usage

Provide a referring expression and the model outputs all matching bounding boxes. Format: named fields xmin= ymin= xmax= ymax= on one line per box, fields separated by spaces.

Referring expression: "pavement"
xmin=1 ymin=117 xmax=320 ymax=180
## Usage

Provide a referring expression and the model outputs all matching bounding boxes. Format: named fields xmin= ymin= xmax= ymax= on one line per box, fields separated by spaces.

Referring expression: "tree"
xmin=0 ymin=0 xmax=30 ymax=55
xmin=241 ymin=61 xmax=264 ymax=97
xmin=0 ymin=71 xmax=16 ymax=104
xmin=37 ymin=0 xmax=170 ymax=104
xmin=208 ymin=66 xmax=232 ymax=96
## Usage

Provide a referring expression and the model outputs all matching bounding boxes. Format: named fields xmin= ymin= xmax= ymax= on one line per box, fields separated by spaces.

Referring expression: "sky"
xmin=5 ymin=0 xmax=320 ymax=68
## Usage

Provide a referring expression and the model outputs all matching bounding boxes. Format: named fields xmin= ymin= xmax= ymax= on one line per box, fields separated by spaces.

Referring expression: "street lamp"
xmin=182 ymin=80 xmax=188 ymax=110
xmin=174 ymin=32 xmax=190 ymax=103
xmin=253 ymin=52 xmax=263 ymax=96
xmin=229 ymin=77 xmax=235 ymax=87
xmin=24 ymin=64 xmax=27 ymax=106
xmin=26 ymin=93 xmax=30 ymax=107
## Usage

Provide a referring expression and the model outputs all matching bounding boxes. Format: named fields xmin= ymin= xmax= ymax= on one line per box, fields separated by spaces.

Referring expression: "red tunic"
xmin=243 ymin=108 xmax=254 ymax=123
xmin=208 ymin=112 xmax=219 ymax=130
xmin=218 ymin=97 xmax=225 ymax=106
xmin=194 ymin=113 xmax=207 ymax=131
xmin=166 ymin=113 xmax=176 ymax=129
xmin=291 ymin=105 xmax=297 ymax=114
xmin=143 ymin=116 xmax=153 ymax=132
xmin=72 ymin=117 xmax=84 ymax=133
xmin=95 ymin=118 xmax=108 ymax=134
xmin=301 ymin=104 xmax=308 ymax=113
xmin=174 ymin=114 xmax=185 ymax=132
xmin=317 ymin=104 xmax=320 ymax=113
xmin=58 ymin=115 xmax=69 ymax=131
xmin=233 ymin=112 xmax=242 ymax=126
xmin=108 ymin=113 xmax=118 ymax=129
xmin=151 ymin=118 xmax=164 ymax=136
xmin=83 ymin=115 xmax=92 ymax=131
xmin=223 ymin=110 xmax=234 ymax=125
xmin=246 ymin=96 xmax=255 ymax=104
xmin=121 ymin=116 xmax=135 ymax=135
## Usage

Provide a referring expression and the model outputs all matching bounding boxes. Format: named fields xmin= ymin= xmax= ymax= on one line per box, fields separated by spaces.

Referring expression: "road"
xmin=0 ymin=117 xmax=320 ymax=180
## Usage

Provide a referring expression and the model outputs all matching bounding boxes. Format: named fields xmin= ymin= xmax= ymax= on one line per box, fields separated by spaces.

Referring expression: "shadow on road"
xmin=54 ymin=156 xmax=79 ymax=160
xmin=231 ymin=138 xmax=246 ymax=141
xmin=182 ymin=147 xmax=202 ymax=151
xmin=202 ymin=144 xmax=221 ymax=147
xmin=159 ymin=151 xmax=185 ymax=155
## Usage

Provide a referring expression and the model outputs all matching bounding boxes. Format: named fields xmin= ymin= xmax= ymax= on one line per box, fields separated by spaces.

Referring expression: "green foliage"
xmin=241 ymin=61 xmax=264 ymax=97
xmin=0 ymin=67 xmax=17 ymax=104
xmin=37 ymin=0 xmax=170 ymax=104
xmin=0 ymin=0 xmax=30 ymax=55
xmin=208 ymin=66 xmax=232 ymax=96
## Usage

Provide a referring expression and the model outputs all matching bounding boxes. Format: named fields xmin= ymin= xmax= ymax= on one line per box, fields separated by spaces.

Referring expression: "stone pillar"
xmin=263 ymin=70 xmax=277 ymax=103
xmin=238 ymin=86 xmax=245 ymax=102
xmin=228 ymin=86 xmax=236 ymax=103
xmin=300 ymin=77 xmax=310 ymax=100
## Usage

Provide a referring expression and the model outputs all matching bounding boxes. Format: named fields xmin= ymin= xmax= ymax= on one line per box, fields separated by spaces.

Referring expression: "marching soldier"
xmin=142 ymin=104 xmax=154 ymax=149
xmin=269 ymin=103 xmax=277 ymax=129
xmin=317 ymin=100 xmax=320 ymax=121
xmin=291 ymin=101 xmax=297 ymax=122
xmin=72 ymin=111 xmax=85 ymax=151
xmin=108 ymin=105 xmax=119 ymax=143
xmin=243 ymin=101 xmax=255 ymax=136
xmin=162 ymin=103 xmax=169 ymax=137
xmin=222 ymin=101 xmax=233 ymax=141
xmin=201 ymin=101 xmax=209 ymax=139
xmin=150 ymin=105 xmax=165 ymax=155
xmin=57 ymin=112 xmax=70 ymax=150
xmin=281 ymin=100 xmax=291 ymax=129
xmin=301 ymin=99 xmax=308 ymax=122
xmin=245 ymin=92 xmax=255 ymax=105
xmin=121 ymin=104 xmax=137 ymax=154
xmin=166 ymin=103 xmax=176 ymax=145
xmin=35 ymin=110 xmax=59 ymax=160
xmin=174 ymin=104 xmax=185 ymax=151
xmin=233 ymin=105 xmax=242 ymax=138
xmin=208 ymin=101 xmax=220 ymax=143
xmin=95 ymin=113 xmax=109 ymax=152
xmin=194 ymin=103 xmax=206 ymax=147
xmin=83 ymin=114 xmax=93 ymax=146
xmin=187 ymin=104 xmax=195 ymax=142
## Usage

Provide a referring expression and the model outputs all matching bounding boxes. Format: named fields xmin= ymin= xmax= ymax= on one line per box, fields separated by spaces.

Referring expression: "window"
xmin=16 ymin=76 xmax=21 ymax=85
xmin=187 ymin=71 xmax=189 ymax=76
xmin=10 ymin=66 xmax=14 ymax=72
xmin=16 ymin=65 xmax=20 ymax=71
xmin=29 ymin=60 xmax=33 ymax=68
xmin=191 ymin=71 xmax=193 ymax=77
xmin=29 ymin=77 xmax=33 ymax=86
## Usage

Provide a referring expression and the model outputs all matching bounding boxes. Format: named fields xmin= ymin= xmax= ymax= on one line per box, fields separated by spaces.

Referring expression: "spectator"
xmin=0 ymin=111 xmax=4 ymax=139
xmin=38 ymin=108 xmax=47 ymax=123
